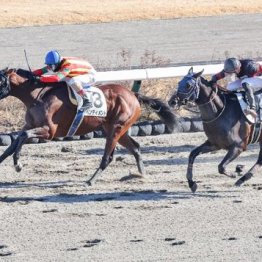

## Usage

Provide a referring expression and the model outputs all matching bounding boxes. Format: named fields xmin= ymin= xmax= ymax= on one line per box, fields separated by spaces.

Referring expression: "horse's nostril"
xmin=168 ymin=99 xmax=176 ymax=107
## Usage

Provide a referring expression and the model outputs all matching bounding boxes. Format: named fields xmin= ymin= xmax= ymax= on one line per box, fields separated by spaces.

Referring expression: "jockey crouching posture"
xmin=33 ymin=50 xmax=96 ymax=110
xmin=210 ymin=57 xmax=262 ymax=118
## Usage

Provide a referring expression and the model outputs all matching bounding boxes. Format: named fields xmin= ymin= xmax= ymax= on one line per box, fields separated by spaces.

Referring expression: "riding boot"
xmin=242 ymin=82 xmax=257 ymax=118
xmin=80 ymin=92 xmax=92 ymax=110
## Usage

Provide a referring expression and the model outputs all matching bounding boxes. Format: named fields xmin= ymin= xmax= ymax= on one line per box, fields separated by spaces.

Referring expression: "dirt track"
xmin=0 ymin=132 xmax=261 ymax=261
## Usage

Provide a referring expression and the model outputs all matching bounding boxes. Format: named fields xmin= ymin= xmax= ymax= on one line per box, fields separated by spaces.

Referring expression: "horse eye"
xmin=186 ymin=82 xmax=192 ymax=88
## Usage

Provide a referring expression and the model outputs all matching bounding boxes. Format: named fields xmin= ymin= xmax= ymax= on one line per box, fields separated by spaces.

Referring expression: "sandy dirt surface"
xmin=1 ymin=0 xmax=262 ymax=28
xmin=0 ymin=132 xmax=261 ymax=261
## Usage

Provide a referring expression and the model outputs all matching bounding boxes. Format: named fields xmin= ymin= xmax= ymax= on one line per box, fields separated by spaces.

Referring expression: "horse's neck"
xmin=197 ymin=79 xmax=224 ymax=121
xmin=10 ymin=80 xmax=44 ymax=108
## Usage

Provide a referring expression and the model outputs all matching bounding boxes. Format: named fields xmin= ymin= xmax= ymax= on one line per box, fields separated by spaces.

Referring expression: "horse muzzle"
xmin=168 ymin=96 xmax=183 ymax=109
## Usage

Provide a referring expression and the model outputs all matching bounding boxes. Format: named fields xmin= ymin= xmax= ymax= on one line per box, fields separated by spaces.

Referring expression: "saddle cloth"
xmin=235 ymin=91 xmax=262 ymax=144
xmin=235 ymin=91 xmax=262 ymax=124
xmin=68 ymin=85 xmax=107 ymax=117
xmin=66 ymin=85 xmax=107 ymax=137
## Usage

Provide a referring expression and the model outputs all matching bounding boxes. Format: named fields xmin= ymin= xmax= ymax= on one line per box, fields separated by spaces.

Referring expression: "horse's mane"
xmin=16 ymin=68 xmax=67 ymax=88
xmin=13 ymin=68 xmax=68 ymax=101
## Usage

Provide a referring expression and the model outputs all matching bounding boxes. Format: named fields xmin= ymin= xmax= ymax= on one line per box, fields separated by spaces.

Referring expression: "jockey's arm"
xmin=33 ymin=66 xmax=49 ymax=76
xmin=211 ymin=70 xmax=226 ymax=83
xmin=39 ymin=68 xmax=70 ymax=83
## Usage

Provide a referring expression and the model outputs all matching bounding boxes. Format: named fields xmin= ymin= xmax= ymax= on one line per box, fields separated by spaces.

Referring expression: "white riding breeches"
xmin=66 ymin=73 xmax=96 ymax=88
xmin=227 ymin=76 xmax=262 ymax=92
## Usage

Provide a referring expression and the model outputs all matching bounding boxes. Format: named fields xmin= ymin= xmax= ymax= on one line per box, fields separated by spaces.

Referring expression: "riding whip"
xmin=24 ymin=49 xmax=32 ymax=72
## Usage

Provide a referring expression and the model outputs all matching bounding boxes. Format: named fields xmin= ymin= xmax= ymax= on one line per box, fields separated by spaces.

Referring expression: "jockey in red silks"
xmin=33 ymin=50 xmax=96 ymax=110
xmin=211 ymin=57 xmax=262 ymax=118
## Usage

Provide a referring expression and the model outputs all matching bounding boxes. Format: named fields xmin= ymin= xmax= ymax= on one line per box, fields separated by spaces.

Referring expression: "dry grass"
xmin=1 ymin=0 xmax=262 ymax=28
xmin=0 ymin=98 xmax=25 ymax=132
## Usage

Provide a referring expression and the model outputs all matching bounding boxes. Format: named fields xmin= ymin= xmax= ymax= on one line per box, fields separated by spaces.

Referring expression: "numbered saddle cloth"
xmin=68 ymin=85 xmax=107 ymax=117
xmin=66 ymin=85 xmax=107 ymax=137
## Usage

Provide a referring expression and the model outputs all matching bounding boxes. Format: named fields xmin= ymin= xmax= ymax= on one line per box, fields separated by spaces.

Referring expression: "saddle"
xmin=235 ymin=90 xmax=262 ymax=124
xmin=234 ymin=90 xmax=262 ymax=144
xmin=66 ymin=85 xmax=107 ymax=137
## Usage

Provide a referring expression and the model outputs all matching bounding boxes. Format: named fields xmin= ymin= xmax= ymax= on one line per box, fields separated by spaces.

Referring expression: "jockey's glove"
xmin=33 ymin=76 xmax=41 ymax=84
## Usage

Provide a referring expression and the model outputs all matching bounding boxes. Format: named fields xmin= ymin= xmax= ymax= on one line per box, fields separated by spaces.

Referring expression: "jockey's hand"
xmin=33 ymin=76 xmax=41 ymax=84
xmin=208 ymin=80 xmax=217 ymax=88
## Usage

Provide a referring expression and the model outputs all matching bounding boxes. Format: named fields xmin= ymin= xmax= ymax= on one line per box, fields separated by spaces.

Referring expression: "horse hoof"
xmin=86 ymin=181 xmax=92 ymax=186
xmin=189 ymin=181 xmax=197 ymax=193
xmin=234 ymin=179 xmax=243 ymax=187
xmin=15 ymin=163 xmax=22 ymax=172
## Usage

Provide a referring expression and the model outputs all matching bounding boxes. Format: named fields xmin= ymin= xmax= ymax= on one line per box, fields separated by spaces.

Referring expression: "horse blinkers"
xmin=0 ymin=72 xmax=11 ymax=99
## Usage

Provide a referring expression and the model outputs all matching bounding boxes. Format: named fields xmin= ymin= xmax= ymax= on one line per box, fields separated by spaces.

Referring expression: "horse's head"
xmin=0 ymin=67 xmax=11 ymax=100
xmin=168 ymin=67 xmax=204 ymax=107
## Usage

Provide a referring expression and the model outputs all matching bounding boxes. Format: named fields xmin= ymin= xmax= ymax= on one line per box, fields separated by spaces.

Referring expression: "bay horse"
xmin=0 ymin=68 xmax=177 ymax=186
xmin=168 ymin=67 xmax=262 ymax=192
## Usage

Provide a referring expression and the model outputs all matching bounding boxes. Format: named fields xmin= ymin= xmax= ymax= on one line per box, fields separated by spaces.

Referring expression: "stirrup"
xmin=244 ymin=108 xmax=257 ymax=118
xmin=80 ymin=99 xmax=92 ymax=110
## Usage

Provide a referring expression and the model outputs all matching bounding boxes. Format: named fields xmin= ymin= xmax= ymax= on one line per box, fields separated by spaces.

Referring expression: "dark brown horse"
xmin=168 ymin=67 xmax=261 ymax=192
xmin=0 ymin=68 xmax=177 ymax=185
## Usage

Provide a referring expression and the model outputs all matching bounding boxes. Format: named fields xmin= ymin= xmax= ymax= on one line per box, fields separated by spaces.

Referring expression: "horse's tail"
xmin=135 ymin=92 xmax=180 ymax=133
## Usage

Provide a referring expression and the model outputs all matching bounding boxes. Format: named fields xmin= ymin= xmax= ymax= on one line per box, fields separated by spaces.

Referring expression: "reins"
xmin=189 ymin=78 xmax=226 ymax=123
xmin=197 ymin=85 xmax=218 ymax=107
xmin=201 ymin=94 xmax=226 ymax=123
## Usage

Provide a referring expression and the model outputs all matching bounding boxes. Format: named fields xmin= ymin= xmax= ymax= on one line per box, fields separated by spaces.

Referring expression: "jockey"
xmin=211 ymin=57 xmax=262 ymax=118
xmin=33 ymin=50 xmax=96 ymax=110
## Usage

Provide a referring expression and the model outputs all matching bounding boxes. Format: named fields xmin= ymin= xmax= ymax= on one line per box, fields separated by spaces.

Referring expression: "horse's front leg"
xmin=187 ymin=140 xmax=217 ymax=193
xmin=0 ymin=131 xmax=24 ymax=165
xmin=12 ymin=126 xmax=50 ymax=172
xmin=235 ymin=142 xmax=262 ymax=186
xmin=218 ymin=145 xmax=243 ymax=178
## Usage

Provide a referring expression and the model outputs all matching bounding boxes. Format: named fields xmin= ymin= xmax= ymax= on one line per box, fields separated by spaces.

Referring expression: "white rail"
xmin=96 ymin=61 xmax=262 ymax=83
xmin=96 ymin=63 xmax=224 ymax=83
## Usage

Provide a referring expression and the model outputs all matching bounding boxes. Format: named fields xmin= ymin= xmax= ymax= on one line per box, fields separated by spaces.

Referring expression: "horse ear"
xmin=188 ymin=67 xmax=194 ymax=75
xmin=193 ymin=69 xmax=204 ymax=78
xmin=0 ymin=67 xmax=8 ymax=74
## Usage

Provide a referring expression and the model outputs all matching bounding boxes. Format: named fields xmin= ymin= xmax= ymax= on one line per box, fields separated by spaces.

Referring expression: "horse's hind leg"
xmin=218 ymin=145 xmax=243 ymax=178
xmin=86 ymin=126 xmax=122 ymax=186
xmin=235 ymin=142 xmax=262 ymax=186
xmin=187 ymin=140 xmax=217 ymax=193
xmin=118 ymin=132 xmax=145 ymax=175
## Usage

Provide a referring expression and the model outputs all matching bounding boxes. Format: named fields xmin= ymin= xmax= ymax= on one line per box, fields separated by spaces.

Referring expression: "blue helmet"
xmin=45 ymin=50 xmax=61 ymax=65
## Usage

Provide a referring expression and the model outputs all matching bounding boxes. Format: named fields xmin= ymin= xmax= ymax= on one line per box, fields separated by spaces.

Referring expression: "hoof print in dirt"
xmin=171 ymin=241 xmax=185 ymax=246
xmin=223 ymin=237 xmax=237 ymax=241
xmin=130 ymin=239 xmax=143 ymax=243
xmin=83 ymin=239 xmax=103 ymax=248
xmin=164 ymin=238 xmax=176 ymax=242
xmin=66 ymin=247 xmax=78 ymax=251
xmin=0 ymin=246 xmax=12 ymax=257
xmin=115 ymin=156 xmax=125 ymax=161
xmin=42 ymin=209 xmax=58 ymax=213
xmin=232 ymin=200 xmax=242 ymax=203
xmin=0 ymin=252 xmax=12 ymax=257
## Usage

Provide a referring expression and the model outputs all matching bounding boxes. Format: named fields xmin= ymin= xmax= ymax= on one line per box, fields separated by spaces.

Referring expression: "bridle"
xmin=0 ymin=71 xmax=11 ymax=99
xmin=176 ymin=75 xmax=201 ymax=105
xmin=177 ymin=74 xmax=226 ymax=123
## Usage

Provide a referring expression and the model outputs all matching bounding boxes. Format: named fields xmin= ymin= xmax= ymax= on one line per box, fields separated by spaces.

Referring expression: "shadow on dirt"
xmin=0 ymin=185 xmax=240 ymax=204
